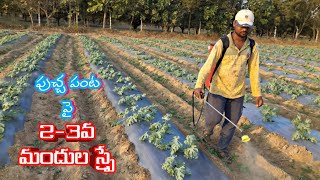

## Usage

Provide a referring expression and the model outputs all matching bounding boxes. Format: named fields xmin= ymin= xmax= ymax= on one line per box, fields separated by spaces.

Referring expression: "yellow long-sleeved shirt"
xmin=195 ymin=33 xmax=262 ymax=98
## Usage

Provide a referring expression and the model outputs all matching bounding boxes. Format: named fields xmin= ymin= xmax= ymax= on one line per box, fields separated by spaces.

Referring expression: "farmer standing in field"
xmin=194 ymin=9 xmax=264 ymax=163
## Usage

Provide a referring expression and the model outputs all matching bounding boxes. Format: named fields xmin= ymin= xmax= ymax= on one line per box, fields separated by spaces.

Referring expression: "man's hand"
xmin=194 ymin=88 xmax=205 ymax=99
xmin=255 ymin=96 xmax=263 ymax=107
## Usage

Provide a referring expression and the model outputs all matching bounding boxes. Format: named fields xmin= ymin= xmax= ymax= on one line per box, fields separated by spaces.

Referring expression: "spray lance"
xmin=192 ymin=91 xmax=251 ymax=143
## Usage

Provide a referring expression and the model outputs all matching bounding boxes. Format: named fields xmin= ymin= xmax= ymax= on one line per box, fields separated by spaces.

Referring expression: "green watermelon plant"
xmin=291 ymin=115 xmax=318 ymax=143
xmin=183 ymin=135 xmax=199 ymax=159
xmin=0 ymin=32 xmax=28 ymax=45
xmin=170 ymin=136 xmax=183 ymax=155
xmin=283 ymin=84 xmax=307 ymax=99
xmin=118 ymin=94 xmax=146 ymax=106
xmin=314 ymin=96 xmax=320 ymax=107
xmin=244 ymin=94 xmax=252 ymax=103
xmin=261 ymin=104 xmax=278 ymax=122
xmin=162 ymin=155 xmax=191 ymax=180
xmin=0 ymin=122 xmax=5 ymax=141
xmin=86 ymin=35 xmax=202 ymax=179
xmin=113 ymin=82 xmax=137 ymax=95
xmin=139 ymin=114 xmax=171 ymax=150
xmin=124 ymin=105 xmax=157 ymax=126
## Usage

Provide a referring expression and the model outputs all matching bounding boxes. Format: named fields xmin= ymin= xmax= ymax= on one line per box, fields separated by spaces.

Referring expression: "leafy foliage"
xmin=183 ymin=135 xmax=199 ymax=159
xmin=314 ymin=96 xmax=320 ymax=107
xmin=261 ymin=104 xmax=278 ymax=122
xmin=8 ymin=34 xmax=61 ymax=78
xmin=0 ymin=122 xmax=4 ymax=141
xmin=139 ymin=131 xmax=149 ymax=141
xmin=162 ymin=155 xmax=189 ymax=180
xmin=291 ymin=115 xmax=318 ymax=143
xmin=0 ymin=32 xmax=28 ymax=45
xmin=118 ymin=94 xmax=146 ymax=106
xmin=124 ymin=105 xmax=158 ymax=126
xmin=170 ymin=136 xmax=183 ymax=155
xmin=175 ymin=162 xmax=186 ymax=180
xmin=184 ymin=145 xmax=199 ymax=160
xmin=244 ymin=94 xmax=252 ymax=103
xmin=162 ymin=155 xmax=176 ymax=177
xmin=113 ymin=82 xmax=137 ymax=95
xmin=262 ymin=78 xmax=308 ymax=99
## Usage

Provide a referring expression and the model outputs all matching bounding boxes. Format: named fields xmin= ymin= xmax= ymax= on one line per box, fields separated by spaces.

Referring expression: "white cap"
xmin=235 ymin=9 xmax=254 ymax=27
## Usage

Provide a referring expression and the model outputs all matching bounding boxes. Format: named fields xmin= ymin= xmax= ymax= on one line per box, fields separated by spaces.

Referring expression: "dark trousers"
xmin=205 ymin=93 xmax=244 ymax=151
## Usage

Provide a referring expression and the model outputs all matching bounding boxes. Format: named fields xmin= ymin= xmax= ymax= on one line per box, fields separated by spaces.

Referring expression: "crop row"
xmin=118 ymin=36 xmax=320 ymax=82
xmin=260 ymin=67 xmax=320 ymax=89
xmin=99 ymin=36 xmax=197 ymax=85
xmin=103 ymin=36 xmax=319 ymax=145
xmin=126 ymin=36 xmax=320 ymax=73
xmin=0 ymin=34 xmax=61 ymax=141
xmin=103 ymin=35 xmax=319 ymax=109
xmin=0 ymin=30 xmax=10 ymax=37
xmin=116 ymin=38 xmax=320 ymax=99
xmin=118 ymin=37 xmax=204 ymax=64
xmin=0 ymin=32 xmax=28 ymax=46
xmin=260 ymin=44 xmax=320 ymax=63
xmin=132 ymin=37 xmax=207 ymax=54
xmin=80 ymin=35 xmax=200 ymax=180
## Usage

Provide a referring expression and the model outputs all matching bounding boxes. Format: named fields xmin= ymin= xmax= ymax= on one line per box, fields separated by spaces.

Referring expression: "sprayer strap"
xmin=192 ymin=90 xmax=206 ymax=127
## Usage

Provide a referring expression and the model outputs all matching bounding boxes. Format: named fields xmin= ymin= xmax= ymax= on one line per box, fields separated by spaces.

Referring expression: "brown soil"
xmin=102 ymin=30 xmax=320 ymax=48
xmin=116 ymin=35 xmax=207 ymax=58
xmin=94 ymin=35 xmax=305 ymax=180
xmin=244 ymin=120 xmax=320 ymax=179
xmin=261 ymin=60 xmax=320 ymax=77
xmin=260 ymin=64 xmax=320 ymax=90
xmin=101 ymin=33 xmax=320 ymax=131
xmin=259 ymin=69 xmax=319 ymax=94
xmin=115 ymin=34 xmax=320 ymax=92
xmin=74 ymin=35 xmax=150 ymax=180
xmin=108 ymin=35 xmax=200 ymax=74
xmin=0 ymin=34 xmax=150 ymax=180
xmin=96 ymin=36 xmax=199 ymax=108
xmin=0 ymin=33 xmax=35 ymax=56
xmin=0 ymin=34 xmax=45 ymax=79
xmin=114 ymin=34 xmax=320 ymax=75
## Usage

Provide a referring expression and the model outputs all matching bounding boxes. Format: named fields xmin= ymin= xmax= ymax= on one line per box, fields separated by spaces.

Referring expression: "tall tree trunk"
xmin=295 ymin=26 xmax=300 ymax=40
xmin=45 ymin=12 xmax=49 ymax=26
xmin=188 ymin=12 xmax=191 ymax=35
xmin=102 ymin=10 xmax=106 ymax=29
xmin=28 ymin=10 xmax=34 ymax=26
xmin=316 ymin=28 xmax=319 ymax=42
xmin=274 ymin=26 xmax=277 ymax=38
xmin=130 ymin=16 xmax=134 ymax=29
xmin=76 ymin=12 xmax=78 ymax=27
xmin=311 ymin=25 xmax=316 ymax=40
xmin=181 ymin=26 xmax=185 ymax=33
xmin=76 ymin=1 xmax=79 ymax=27
xmin=68 ymin=1 xmax=71 ymax=27
xmin=163 ymin=23 xmax=168 ymax=32
xmin=38 ymin=4 xmax=41 ymax=26
xmin=198 ymin=20 xmax=201 ymax=35
xmin=68 ymin=13 xmax=72 ymax=27
xmin=109 ymin=11 xmax=112 ymax=29
xmin=140 ymin=18 xmax=143 ymax=31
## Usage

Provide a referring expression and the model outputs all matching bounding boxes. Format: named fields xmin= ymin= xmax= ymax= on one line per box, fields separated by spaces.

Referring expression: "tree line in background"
xmin=0 ymin=0 xmax=319 ymax=41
